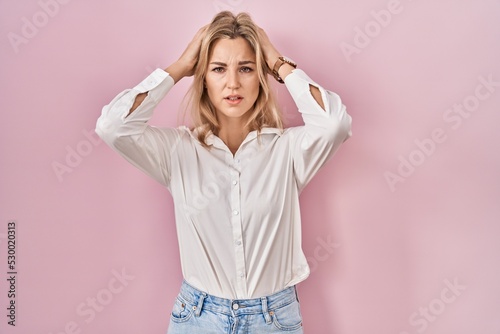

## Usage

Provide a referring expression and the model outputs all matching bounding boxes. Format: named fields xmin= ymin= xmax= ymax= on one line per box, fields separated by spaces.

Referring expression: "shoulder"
xmin=281 ymin=125 xmax=304 ymax=137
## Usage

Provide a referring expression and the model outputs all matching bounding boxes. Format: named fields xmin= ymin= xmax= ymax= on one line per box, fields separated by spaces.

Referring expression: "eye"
xmin=212 ymin=67 xmax=225 ymax=73
xmin=240 ymin=66 xmax=253 ymax=73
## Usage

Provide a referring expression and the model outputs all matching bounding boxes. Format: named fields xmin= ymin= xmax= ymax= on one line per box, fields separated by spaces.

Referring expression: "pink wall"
xmin=1 ymin=0 xmax=499 ymax=333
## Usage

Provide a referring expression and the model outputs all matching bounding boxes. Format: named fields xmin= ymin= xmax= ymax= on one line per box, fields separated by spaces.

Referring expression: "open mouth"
xmin=224 ymin=95 xmax=243 ymax=104
xmin=225 ymin=95 xmax=243 ymax=100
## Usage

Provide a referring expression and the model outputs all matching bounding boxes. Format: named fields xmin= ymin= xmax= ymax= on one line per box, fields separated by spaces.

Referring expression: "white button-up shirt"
xmin=96 ymin=68 xmax=352 ymax=299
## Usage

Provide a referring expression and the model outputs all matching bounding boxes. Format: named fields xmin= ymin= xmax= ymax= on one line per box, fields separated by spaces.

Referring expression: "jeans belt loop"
xmin=260 ymin=296 xmax=272 ymax=324
xmin=194 ymin=292 xmax=206 ymax=317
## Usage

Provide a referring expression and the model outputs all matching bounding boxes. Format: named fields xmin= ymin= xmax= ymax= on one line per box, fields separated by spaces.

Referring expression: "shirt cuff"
xmin=284 ymin=69 xmax=312 ymax=91
xmin=131 ymin=68 xmax=174 ymax=103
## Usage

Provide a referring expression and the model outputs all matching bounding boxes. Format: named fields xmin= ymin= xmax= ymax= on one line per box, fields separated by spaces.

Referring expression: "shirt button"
xmin=232 ymin=303 xmax=239 ymax=310
xmin=239 ymin=272 xmax=244 ymax=278
xmin=232 ymin=180 xmax=238 ymax=185
xmin=232 ymin=210 xmax=239 ymax=216
xmin=235 ymin=240 xmax=241 ymax=245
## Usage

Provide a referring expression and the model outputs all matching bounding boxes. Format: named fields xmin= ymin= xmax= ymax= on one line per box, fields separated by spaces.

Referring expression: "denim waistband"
xmin=177 ymin=280 xmax=298 ymax=319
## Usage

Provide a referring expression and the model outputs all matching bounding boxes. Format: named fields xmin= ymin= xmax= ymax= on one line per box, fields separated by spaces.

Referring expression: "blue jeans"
xmin=167 ymin=280 xmax=304 ymax=333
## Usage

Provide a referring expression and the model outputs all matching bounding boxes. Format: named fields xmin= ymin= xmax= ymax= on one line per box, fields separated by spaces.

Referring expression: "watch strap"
xmin=272 ymin=57 xmax=297 ymax=83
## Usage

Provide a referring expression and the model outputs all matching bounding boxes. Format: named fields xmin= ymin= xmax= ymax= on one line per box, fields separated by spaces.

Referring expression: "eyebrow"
xmin=210 ymin=60 xmax=256 ymax=66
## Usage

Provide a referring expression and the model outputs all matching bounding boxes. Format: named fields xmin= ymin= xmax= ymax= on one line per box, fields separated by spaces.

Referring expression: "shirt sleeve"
xmin=284 ymin=69 xmax=352 ymax=191
xmin=95 ymin=68 xmax=180 ymax=187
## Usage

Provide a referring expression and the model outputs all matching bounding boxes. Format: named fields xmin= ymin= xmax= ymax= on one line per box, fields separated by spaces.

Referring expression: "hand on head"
xmin=175 ymin=24 xmax=210 ymax=78
xmin=172 ymin=14 xmax=283 ymax=81
xmin=255 ymin=26 xmax=281 ymax=73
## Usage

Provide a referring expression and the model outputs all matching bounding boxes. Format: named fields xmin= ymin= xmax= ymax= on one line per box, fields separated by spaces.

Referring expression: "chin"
xmin=217 ymin=106 xmax=253 ymax=119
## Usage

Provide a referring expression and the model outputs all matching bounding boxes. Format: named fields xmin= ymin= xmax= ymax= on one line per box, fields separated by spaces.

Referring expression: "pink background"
xmin=1 ymin=0 xmax=500 ymax=333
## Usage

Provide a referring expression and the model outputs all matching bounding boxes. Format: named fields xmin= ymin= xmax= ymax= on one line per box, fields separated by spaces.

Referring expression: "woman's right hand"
xmin=165 ymin=25 xmax=209 ymax=83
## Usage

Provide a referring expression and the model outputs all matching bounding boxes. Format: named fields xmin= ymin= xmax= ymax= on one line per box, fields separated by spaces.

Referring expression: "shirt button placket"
xmin=230 ymin=156 xmax=246 ymax=297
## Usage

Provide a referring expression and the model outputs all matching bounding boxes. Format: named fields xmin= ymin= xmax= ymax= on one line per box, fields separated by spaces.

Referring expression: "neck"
xmin=217 ymin=118 xmax=250 ymax=155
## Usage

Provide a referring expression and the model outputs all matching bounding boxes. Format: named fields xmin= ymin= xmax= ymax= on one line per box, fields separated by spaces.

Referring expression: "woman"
xmin=96 ymin=11 xmax=351 ymax=334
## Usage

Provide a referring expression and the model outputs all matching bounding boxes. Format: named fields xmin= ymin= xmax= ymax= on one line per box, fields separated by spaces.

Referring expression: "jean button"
xmin=232 ymin=303 xmax=239 ymax=310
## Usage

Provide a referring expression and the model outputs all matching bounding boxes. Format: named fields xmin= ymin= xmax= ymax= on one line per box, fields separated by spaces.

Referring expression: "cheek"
xmin=244 ymin=75 xmax=260 ymax=95
xmin=205 ymin=79 xmax=220 ymax=100
xmin=250 ymin=81 xmax=260 ymax=101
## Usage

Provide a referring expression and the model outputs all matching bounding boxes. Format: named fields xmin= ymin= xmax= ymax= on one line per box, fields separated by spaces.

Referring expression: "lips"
xmin=224 ymin=95 xmax=243 ymax=105
xmin=225 ymin=95 xmax=243 ymax=101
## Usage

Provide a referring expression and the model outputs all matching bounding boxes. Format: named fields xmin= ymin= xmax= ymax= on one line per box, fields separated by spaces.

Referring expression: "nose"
xmin=226 ymin=69 xmax=240 ymax=89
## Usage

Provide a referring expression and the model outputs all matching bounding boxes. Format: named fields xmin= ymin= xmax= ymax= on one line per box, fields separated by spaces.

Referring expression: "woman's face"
xmin=205 ymin=37 xmax=260 ymax=124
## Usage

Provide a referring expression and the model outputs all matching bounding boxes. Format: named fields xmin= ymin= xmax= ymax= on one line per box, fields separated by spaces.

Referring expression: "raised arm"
xmin=128 ymin=25 xmax=208 ymax=115
xmin=255 ymin=25 xmax=352 ymax=190
xmin=257 ymin=27 xmax=325 ymax=110
xmin=95 ymin=25 xmax=209 ymax=186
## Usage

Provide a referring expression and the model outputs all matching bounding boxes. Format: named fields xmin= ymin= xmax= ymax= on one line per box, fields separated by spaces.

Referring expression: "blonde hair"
xmin=186 ymin=11 xmax=283 ymax=146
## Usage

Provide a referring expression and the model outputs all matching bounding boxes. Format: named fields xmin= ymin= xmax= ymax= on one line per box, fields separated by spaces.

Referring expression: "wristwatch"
xmin=272 ymin=56 xmax=297 ymax=83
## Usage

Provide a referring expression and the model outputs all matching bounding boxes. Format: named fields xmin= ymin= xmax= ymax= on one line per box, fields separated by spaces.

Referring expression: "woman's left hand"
xmin=256 ymin=27 xmax=281 ymax=72
xmin=256 ymin=26 xmax=295 ymax=82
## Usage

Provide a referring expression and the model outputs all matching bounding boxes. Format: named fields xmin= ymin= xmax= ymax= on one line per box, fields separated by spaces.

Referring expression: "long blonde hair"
xmin=186 ymin=11 xmax=283 ymax=146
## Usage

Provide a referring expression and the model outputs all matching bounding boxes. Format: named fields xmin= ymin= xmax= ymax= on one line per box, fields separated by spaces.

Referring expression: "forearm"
xmin=269 ymin=56 xmax=325 ymax=110
xmin=285 ymin=69 xmax=351 ymax=138
xmin=164 ymin=60 xmax=192 ymax=84
xmin=129 ymin=92 xmax=147 ymax=115
xmin=260 ymin=30 xmax=324 ymax=110
xmin=98 ymin=69 xmax=174 ymax=138
xmin=309 ymin=85 xmax=325 ymax=110
xmin=269 ymin=57 xmax=325 ymax=110
xmin=128 ymin=60 xmax=191 ymax=115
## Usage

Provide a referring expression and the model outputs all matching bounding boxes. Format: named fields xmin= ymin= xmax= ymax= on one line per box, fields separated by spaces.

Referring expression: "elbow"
xmin=95 ymin=117 xmax=109 ymax=141
xmin=322 ymin=92 xmax=352 ymax=143
xmin=325 ymin=107 xmax=352 ymax=145
xmin=95 ymin=116 xmax=121 ymax=148
xmin=339 ymin=112 xmax=353 ymax=142
xmin=95 ymin=121 xmax=104 ymax=140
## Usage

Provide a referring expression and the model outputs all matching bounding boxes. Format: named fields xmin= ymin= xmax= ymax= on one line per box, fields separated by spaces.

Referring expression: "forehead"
xmin=209 ymin=37 xmax=256 ymax=61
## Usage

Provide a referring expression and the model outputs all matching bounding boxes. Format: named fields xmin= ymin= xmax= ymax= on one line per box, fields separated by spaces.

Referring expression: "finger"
xmin=194 ymin=24 xmax=210 ymax=40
